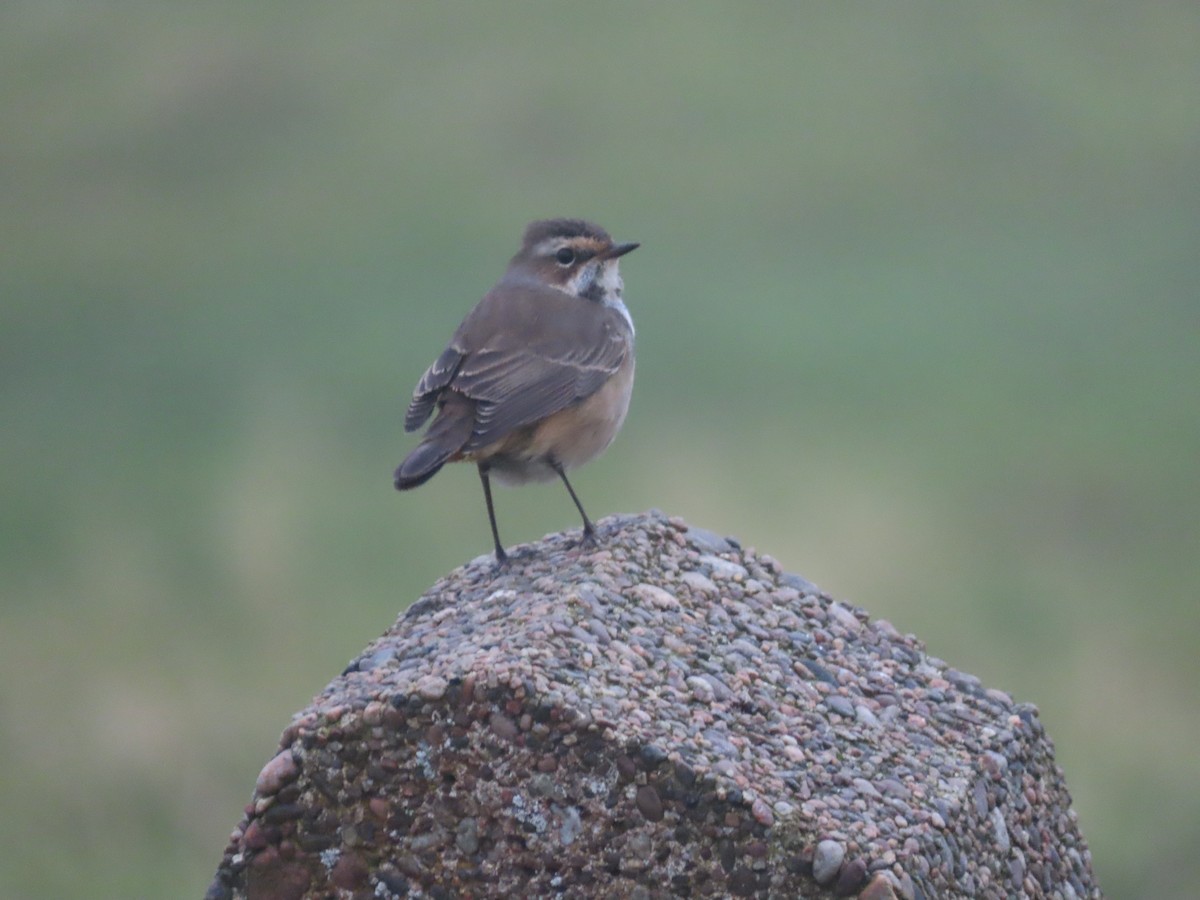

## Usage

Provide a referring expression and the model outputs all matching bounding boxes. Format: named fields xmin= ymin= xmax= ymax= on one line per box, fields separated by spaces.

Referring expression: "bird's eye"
xmin=555 ymin=247 xmax=576 ymax=266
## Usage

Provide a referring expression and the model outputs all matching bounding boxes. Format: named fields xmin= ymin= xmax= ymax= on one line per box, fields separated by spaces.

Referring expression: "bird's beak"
xmin=602 ymin=241 xmax=640 ymax=260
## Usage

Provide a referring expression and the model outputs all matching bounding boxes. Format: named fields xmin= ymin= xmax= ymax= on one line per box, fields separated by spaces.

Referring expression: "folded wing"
xmin=404 ymin=282 xmax=630 ymax=453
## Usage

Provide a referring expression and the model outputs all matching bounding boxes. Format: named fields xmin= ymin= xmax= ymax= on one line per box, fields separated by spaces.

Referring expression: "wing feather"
xmin=404 ymin=345 xmax=463 ymax=432
xmin=402 ymin=280 xmax=631 ymax=451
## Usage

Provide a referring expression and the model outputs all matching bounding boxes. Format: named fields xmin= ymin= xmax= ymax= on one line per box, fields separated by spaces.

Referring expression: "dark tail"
xmin=394 ymin=396 xmax=475 ymax=490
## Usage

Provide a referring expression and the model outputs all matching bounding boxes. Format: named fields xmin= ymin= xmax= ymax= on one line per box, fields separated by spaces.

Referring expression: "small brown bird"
xmin=394 ymin=218 xmax=639 ymax=563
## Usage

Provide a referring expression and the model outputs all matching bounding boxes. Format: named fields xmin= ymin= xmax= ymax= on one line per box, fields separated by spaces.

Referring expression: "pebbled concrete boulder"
xmin=208 ymin=511 xmax=1100 ymax=899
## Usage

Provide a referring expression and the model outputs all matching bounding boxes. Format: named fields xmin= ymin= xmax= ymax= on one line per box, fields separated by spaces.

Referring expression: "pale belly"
xmin=483 ymin=357 xmax=635 ymax=486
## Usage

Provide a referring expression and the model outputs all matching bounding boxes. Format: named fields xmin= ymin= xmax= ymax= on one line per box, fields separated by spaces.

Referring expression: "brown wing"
xmin=404 ymin=345 xmax=462 ymax=432
xmin=405 ymin=281 xmax=630 ymax=451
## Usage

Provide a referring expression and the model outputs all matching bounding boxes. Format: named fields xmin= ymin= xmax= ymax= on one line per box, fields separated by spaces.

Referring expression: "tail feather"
xmin=394 ymin=396 xmax=475 ymax=490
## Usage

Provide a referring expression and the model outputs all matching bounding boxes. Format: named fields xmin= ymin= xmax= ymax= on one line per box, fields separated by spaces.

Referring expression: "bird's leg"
xmin=477 ymin=464 xmax=508 ymax=565
xmin=551 ymin=461 xmax=597 ymax=546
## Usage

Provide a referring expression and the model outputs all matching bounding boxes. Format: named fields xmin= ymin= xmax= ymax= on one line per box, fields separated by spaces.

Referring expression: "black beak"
xmin=602 ymin=241 xmax=639 ymax=260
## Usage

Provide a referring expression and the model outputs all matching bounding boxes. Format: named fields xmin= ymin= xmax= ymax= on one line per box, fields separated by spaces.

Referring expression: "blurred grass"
xmin=2 ymin=3 xmax=1198 ymax=897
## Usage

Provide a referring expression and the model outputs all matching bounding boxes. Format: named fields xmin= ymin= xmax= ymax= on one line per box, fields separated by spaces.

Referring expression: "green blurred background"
xmin=2 ymin=4 xmax=1197 ymax=897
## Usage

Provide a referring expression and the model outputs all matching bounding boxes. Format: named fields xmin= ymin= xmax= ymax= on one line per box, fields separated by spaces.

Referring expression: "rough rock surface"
xmin=208 ymin=511 xmax=1100 ymax=899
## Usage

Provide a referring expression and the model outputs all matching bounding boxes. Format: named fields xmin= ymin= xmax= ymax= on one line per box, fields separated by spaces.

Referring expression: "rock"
xmin=254 ymin=752 xmax=297 ymax=797
xmin=827 ymin=694 xmax=855 ymax=718
xmin=680 ymin=571 xmax=718 ymax=595
xmin=828 ymin=602 xmax=862 ymax=632
xmin=455 ymin=817 xmax=479 ymax=855
xmin=687 ymin=675 xmax=715 ymax=703
xmin=812 ymin=839 xmax=845 ymax=884
xmin=750 ymin=797 xmax=774 ymax=826
xmin=835 ymin=856 xmax=867 ymax=895
xmin=209 ymin=511 xmax=1102 ymax=900
xmin=852 ymin=777 xmax=882 ymax=800
xmin=686 ymin=525 xmax=732 ymax=553
xmin=489 ymin=711 xmax=518 ymax=741
xmin=699 ymin=554 xmax=748 ymax=581
xmin=629 ymin=583 xmax=680 ymax=609
xmin=981 ymin=749 xmax=1008 ymax=779
xmin=855 ymin=704 xmax=881 ymax=727
xmin=635 ymin=785 xmax=664 ymax=822
xmin=414 ymin=673 xmax=447 ymax=700
xmin=780 ymin=571 xmax=820 ymax=594
xmin=990 ymin=806 xmax=1011 ymax=852
xmin=858 ymin=873 xmax=899 ymax=900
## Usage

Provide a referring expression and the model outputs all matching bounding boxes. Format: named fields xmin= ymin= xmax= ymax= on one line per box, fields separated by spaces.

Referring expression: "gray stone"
xmin=827 ymin=694 xmax=855 ymax=717
xmin=415 ymin=673 xmax=447 ymax=700
xmin=686 ymin=525 xmax=732 ymax=553
xmin=813 ymin=839 xmax=845 ymax=884
xmin=990 ymin=806 xmax=1011 ymax=852
xmin=699 ymin=554 xmax=748 ymax=581
xmin=455 ymin=818 xmax=479 ymax=855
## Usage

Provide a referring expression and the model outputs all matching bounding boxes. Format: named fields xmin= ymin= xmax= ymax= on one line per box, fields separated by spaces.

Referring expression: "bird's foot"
xmin=489 ymin=544 xmax=537 ymax=571
xmin=575 ymin=525 xmax=600 ymax=551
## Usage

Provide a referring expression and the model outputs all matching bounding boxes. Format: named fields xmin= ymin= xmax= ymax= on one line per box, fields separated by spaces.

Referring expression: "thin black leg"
xmin=477 ymin=464 xmax=507 ymax=564
xmin=552 ymin=462 xmax=596 ymax=543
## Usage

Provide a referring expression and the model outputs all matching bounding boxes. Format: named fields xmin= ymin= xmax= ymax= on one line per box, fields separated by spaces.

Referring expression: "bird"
xmin=394 ymin=218 xmax=639 ymax=564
